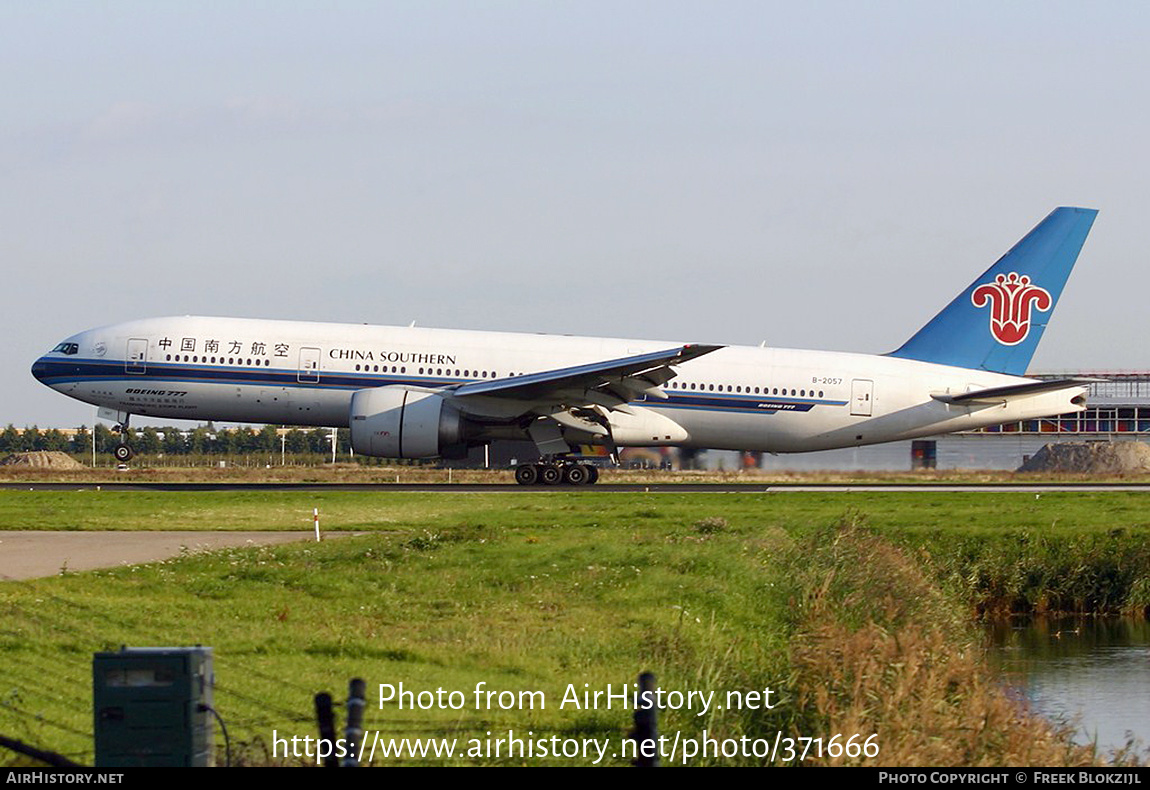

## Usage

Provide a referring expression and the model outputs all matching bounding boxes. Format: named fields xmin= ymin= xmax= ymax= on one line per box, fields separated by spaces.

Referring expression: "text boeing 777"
xmin=32 ymin=207 xmax=1098 ymax=484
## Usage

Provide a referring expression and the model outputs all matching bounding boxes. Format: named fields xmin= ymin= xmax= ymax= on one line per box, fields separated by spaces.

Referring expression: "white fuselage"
xmin=33 ymin=316 xmax=1086 ymax=453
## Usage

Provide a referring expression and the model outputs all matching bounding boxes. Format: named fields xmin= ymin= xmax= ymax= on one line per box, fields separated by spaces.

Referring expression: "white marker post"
xmin=314 ymin=508 xmax=321 ymax=542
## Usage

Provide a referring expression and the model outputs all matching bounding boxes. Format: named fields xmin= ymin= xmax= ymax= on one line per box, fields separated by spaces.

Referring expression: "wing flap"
xmin=549 ymin=409 xmax=610 ymax=437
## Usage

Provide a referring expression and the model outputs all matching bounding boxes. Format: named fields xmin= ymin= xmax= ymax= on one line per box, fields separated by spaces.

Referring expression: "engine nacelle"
xmin=349 ymin=386 xmax=467 ymax=459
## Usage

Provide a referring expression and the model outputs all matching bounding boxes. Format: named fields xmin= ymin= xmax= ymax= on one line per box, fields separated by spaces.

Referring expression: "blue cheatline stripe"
xmin=37 ymin=358 xmax=846 ymax=416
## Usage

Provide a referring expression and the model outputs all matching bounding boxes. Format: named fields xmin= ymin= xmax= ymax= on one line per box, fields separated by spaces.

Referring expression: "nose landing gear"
xmin=111 ymin=414 xmax=133 ymax=463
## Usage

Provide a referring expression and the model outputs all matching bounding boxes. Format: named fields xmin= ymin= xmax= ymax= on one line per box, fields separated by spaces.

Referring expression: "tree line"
xmin=0 ymin=424 xmax=351 ymax=457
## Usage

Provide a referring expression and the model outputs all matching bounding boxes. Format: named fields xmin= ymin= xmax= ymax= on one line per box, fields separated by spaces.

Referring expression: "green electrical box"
xmin=92 ymin=646 xmax=214 ymax=767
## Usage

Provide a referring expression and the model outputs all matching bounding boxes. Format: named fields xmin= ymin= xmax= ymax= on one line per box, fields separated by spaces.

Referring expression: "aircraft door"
xmin=851 ymin=379 xmax=873 ymax=417
xmin=126 ymin=338 xmax=148 ymax=375
xmin=298 ymin=347 xmax=321 ymax=383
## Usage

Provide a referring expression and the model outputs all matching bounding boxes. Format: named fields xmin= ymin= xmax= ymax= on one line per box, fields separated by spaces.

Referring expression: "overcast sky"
xmin=6 ymin=1 xmax=1148 ymax=427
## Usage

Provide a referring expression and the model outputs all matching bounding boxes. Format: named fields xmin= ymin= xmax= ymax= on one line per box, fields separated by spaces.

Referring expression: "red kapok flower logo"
xmin=970 ymin=272 xmax=1052 ymax=346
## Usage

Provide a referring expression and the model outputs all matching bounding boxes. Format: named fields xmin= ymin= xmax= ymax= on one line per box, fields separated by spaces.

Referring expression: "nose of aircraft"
xmin=31 ymin=356 xmax=49 ymax=383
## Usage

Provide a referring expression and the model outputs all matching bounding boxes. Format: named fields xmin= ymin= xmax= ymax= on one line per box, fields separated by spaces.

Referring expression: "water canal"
xmin=987 ymin=617 xmax=1150 ymax=761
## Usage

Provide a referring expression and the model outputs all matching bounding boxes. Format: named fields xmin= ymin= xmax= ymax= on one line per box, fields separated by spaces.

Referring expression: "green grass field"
xmin=2 ymin=490 xmax=1148 ymax=766
xmin=6 ymin=488 xmax=1150 ymax=534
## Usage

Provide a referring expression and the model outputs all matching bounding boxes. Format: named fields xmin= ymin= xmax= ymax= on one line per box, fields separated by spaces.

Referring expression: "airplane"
xmin=32 ymin=207 xmax=1098 ymax=485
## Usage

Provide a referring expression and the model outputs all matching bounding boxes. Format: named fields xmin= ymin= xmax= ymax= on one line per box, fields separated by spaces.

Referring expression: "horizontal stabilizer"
xmin=931 ymin=377 xmax=1100 ymax=405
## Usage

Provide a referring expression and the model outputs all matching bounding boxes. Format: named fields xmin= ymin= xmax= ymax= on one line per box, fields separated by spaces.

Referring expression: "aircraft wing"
xmin=931 ymin=377 xmax=1101 ymax=405
xmin=450 ymin=344 xmax=723 ymax=410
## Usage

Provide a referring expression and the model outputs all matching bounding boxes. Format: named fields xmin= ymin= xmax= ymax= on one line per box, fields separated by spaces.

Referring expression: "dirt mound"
xmin=1017 ymin=441 xmax=1150 ymax=474
xmin=0 ymin=451 xmax=86 ymax=469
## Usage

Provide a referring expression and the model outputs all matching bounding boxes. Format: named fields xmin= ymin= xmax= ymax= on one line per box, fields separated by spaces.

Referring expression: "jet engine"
xmin=349 ymin=386 xmax=470 ymax=459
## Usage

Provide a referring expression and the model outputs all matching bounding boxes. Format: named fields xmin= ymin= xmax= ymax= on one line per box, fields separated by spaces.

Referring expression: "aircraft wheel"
xmin=539 ymin=464 xmax=563 ymax=485
xmin=114 ymin=444 xmax=133 ymax=463
xmin=563 ymin=464 xmax=590 ymax=486
xmin=586 ymin=465 xmax=599 ymax=485
xmin=514 ymin=464 xmax=539 ymax=486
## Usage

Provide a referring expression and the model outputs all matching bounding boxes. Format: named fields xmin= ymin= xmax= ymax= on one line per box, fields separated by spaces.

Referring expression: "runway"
xmin=2 ymin=482 xmax=1149 ymax=492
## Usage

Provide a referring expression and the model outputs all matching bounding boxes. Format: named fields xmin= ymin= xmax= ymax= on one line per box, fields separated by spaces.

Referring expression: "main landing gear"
xmin=514 ymin=460 xmax=600 ymax=486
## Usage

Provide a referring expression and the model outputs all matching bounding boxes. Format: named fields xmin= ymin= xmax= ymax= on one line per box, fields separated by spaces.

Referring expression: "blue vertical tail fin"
xmin=887 ymin=207 xmax=1097 ymax=376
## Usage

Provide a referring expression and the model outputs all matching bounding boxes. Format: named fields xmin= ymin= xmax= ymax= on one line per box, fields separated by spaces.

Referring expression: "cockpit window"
xmin=52 ymin=342 xmax=79 ymax=355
